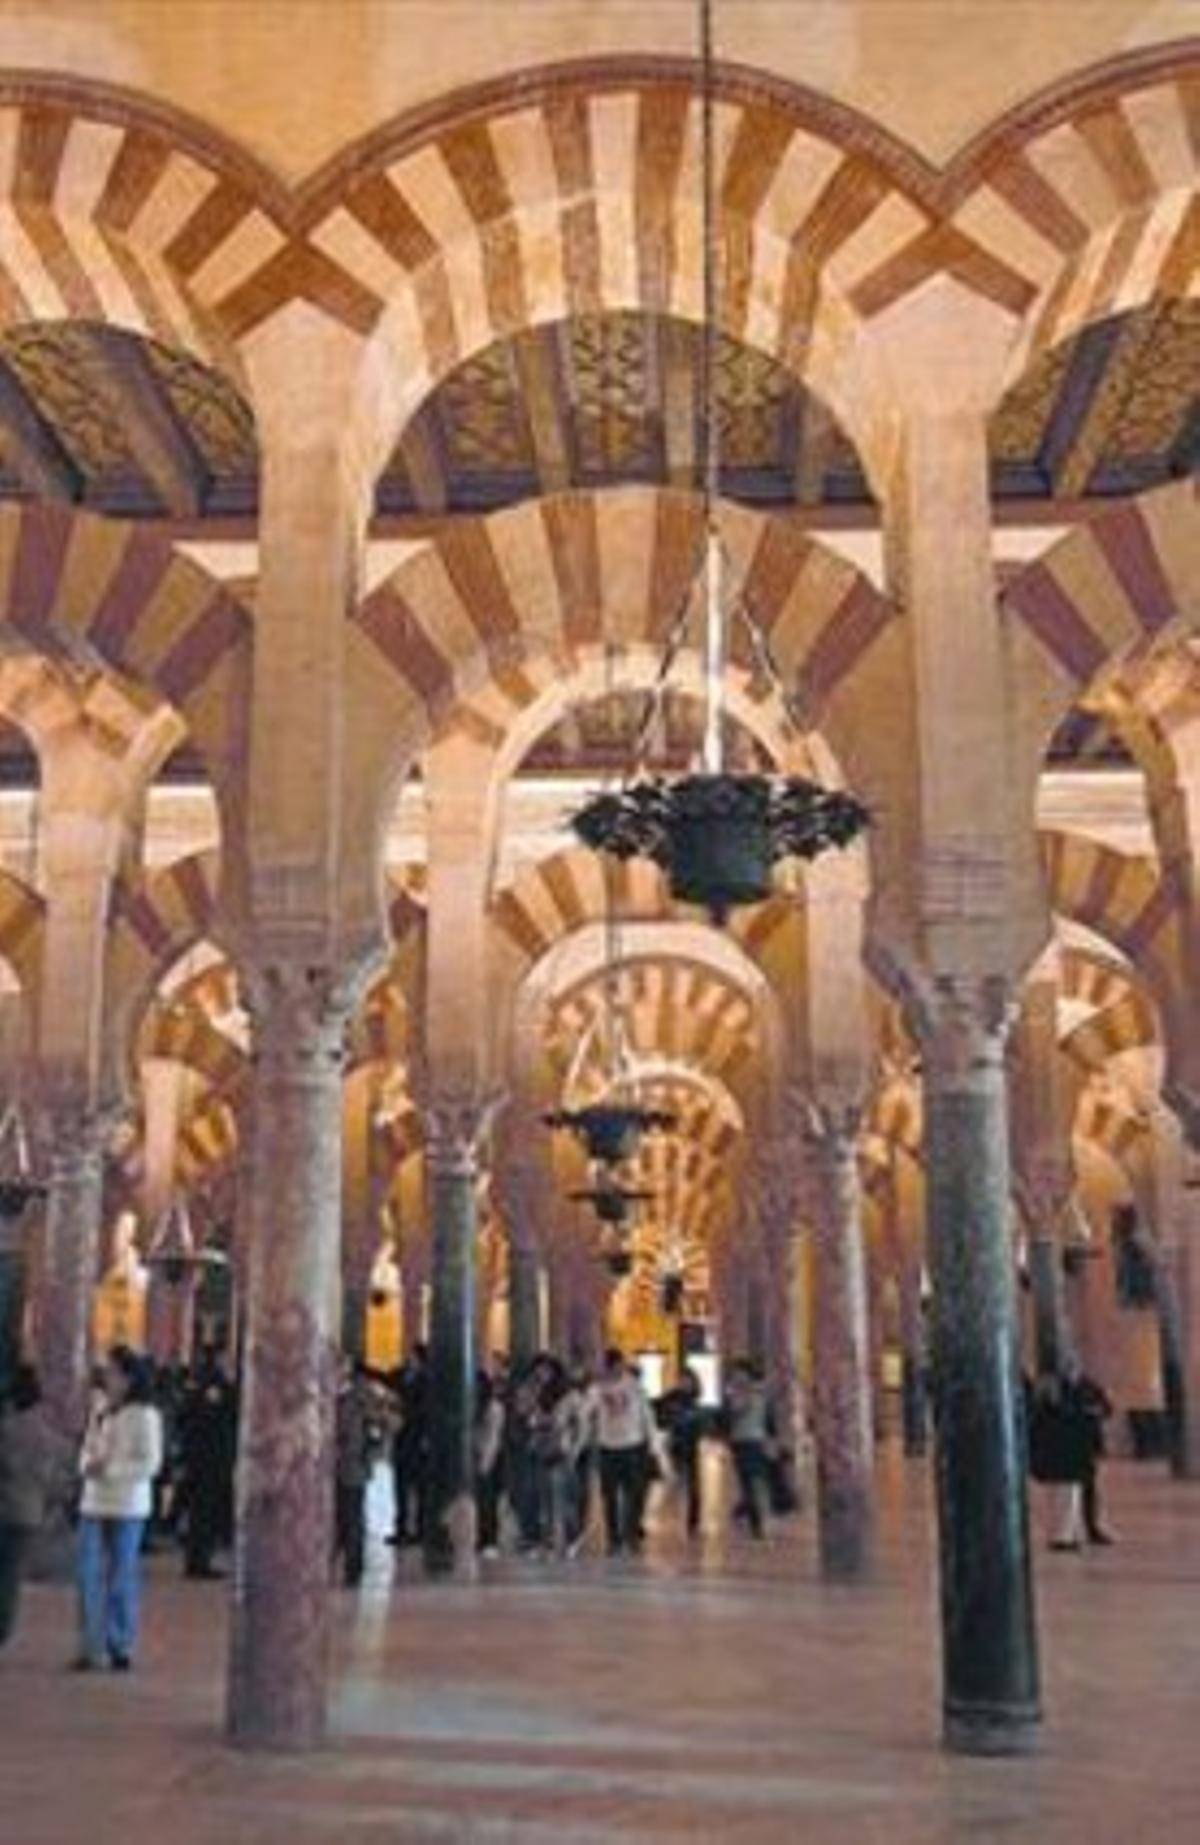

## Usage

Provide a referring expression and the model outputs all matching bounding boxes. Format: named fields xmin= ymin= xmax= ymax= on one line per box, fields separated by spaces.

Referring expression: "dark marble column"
xmin=807 ymin=1105 xmax=875 ymax=1578
xmin=1026 ymin=1235 xmax=1069 ymax=1377
xmin=424 ymin=1099 xmax=485 ymax=1579
xmin=38 ymin=1108 xmax=106 ymax=1438
xmin=227 ymin=964 xmax=348 ymax=1752
xmin=919 ymin=978 xmax=1040 ymax=1756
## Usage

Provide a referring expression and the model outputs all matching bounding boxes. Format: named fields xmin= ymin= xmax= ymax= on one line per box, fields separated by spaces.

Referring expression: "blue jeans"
xmin=78 ymin=1516 xmax=146 ymax=1662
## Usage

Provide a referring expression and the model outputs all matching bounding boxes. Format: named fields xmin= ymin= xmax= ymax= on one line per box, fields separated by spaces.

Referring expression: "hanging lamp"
xmin=569 ymin=0 xmax=868 ymax=925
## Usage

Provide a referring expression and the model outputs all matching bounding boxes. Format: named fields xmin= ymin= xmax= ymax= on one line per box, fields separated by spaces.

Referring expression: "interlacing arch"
xmin=0 ymin=502 xmax=252 ymax=810
xmin=1003 ymin=477 xmax=1198 ymax=778
xmin=0 ymin=49 xmax=1190 ymax=402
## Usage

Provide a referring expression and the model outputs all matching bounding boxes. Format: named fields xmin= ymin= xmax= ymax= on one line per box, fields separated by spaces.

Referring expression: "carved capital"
xmin=244 ymin=961 xmax=355 ymax=1073
xmin=424 ymin=1093 xmax=499 ymax=1181
xmin=907 ymin=974 xmax=1015 ymax=1089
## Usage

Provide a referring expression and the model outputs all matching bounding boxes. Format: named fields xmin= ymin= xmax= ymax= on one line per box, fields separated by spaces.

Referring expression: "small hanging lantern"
xmin=544 ymin=1099 xmax=675 ymax=1167
xmin=569 ymin=1180 xmax=653 ymax=1227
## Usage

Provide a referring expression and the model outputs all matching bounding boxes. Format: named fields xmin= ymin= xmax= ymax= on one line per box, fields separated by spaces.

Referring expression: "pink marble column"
xmin=37 ymin=1105 xmax=107 ymax=1437
xmin=227 ymin=963 xmax=349 ymax=1752
xmin=806 ymin=1103 xmax=875 ymax=1579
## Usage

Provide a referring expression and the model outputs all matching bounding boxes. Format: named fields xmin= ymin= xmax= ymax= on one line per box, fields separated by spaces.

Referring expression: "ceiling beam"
xmin=0 ymin=356 xmax=81 ymax=501
xmin=92 ymin=334 xmax=208 ymax=518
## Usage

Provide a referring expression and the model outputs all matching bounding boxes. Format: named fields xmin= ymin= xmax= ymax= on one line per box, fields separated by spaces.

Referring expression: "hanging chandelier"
xmin=569 ymin=1177 xmax=653 ymax=1228
xmin=568 ymin=0 xmax=869 ymax=926
xmin=545 ymin=1098 xmax=675 ymax=1167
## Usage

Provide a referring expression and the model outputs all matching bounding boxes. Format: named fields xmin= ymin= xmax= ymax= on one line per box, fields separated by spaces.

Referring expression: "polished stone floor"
xmin=1 ymin=1449 xmax=1198 ymax=1843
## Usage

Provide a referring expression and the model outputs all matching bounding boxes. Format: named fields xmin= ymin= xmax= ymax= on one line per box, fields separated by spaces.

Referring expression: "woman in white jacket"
xmin=75 ymin=1346 xmax=163 ymax=1672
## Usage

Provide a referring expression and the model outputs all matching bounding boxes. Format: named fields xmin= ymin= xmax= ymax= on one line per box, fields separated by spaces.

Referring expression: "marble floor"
xmin=1 ymin=1450 xmax=1198 ymax=1843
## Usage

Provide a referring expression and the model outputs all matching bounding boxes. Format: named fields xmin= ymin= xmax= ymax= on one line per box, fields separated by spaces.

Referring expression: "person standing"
xmin=1063 ymin=1359 xmax=1116 ymax=1547
xmin=177 ymin=1346 xmax=237 ymax=1580
xmin=334 ymin=1360 xmax=376 ymax=1588
xmin=387 ymin=1345 xmax=429 ymax=1548
xmin=0 ymin=1365 xmax=57 ymax=1648
xmin=725 ymin=1360 xmax=769 ymax=1540
xmin=662 ymin=1366 xmax=705 ymax=1537
xmin=593 ymin=1349 xmax=653 ymax=1556
xmin=475 ymin=1370 xmax=505 ymax=1558
xmin=75 ymin=1347 xmax=163 ymax=1671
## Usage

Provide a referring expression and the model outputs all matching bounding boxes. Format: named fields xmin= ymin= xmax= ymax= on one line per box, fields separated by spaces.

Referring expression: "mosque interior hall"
xmin=0 ymin=0 xmax=1197 ymax=1838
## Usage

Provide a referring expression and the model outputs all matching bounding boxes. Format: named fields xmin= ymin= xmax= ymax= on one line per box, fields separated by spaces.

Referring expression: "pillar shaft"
xmin=920 ymin=981 xmax=1040 ymax=1755
xmin=807 ymin=1110 xmax=874 ymax=1578
xmin=424 ymin=1101 xmax=484 ymax=1577
xmin=227 ymin=965 xmax=347 ymax=1752
xmin=38 ymin=1113 xmax=105 ymax=1435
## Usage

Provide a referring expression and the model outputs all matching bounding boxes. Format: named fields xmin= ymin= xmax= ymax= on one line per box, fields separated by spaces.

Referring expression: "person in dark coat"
xmin=1064 ymin=1359 xmax=1115 ymax=1545
xmin=334 ymin=1360 xmax=376 ymax=1588
xmin=387 ymin=1345 xmax=429 ymax=1547
xmin=177 ymin=1347 xmax=237 ymax=1579
xmin=661 ymin=1367 xmax=705 ymax=1537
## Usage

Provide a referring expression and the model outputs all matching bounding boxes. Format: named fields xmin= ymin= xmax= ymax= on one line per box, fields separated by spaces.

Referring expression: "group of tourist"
xmin=0 ymin=1331 xmax=1120 ymax=1673
xmin=329 ymin=1346 xmax=789 ymax=1572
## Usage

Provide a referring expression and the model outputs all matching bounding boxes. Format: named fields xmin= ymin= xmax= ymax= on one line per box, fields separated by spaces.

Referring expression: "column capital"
xmin=423 ymin=1093 xmax=499 ymax=1180
xmin=907 ymin=974 xmax=1016 ymax=1085
xmin=243 ymin=959 xmax=358 ymax=1071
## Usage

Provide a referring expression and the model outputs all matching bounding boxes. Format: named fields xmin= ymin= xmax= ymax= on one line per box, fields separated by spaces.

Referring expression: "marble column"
xmin=757 ymin=1143 xmax=808 ymax=1508
xmin=806 ymin=1106 xmax=874 ymax=1578
xmin=423 ymin=1098 xmax=486 ymax=1578
xmin=38 ymin=1106 xmax=107 ymax=1436
xmin=227 ymin=964 xmax=348 ymax=1752
xmin=919 ymin=978 xmax=1040 ymax=1756
xmin=1153 ymin=1105 xmax=1200 ymax=1478
xmin=496 ymin=1158 xmax=544 ymax=1369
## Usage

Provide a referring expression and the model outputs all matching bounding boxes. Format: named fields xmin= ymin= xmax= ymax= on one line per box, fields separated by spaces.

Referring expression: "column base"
xmin=943 ymin=1700 xmax=1041 ymax=1757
